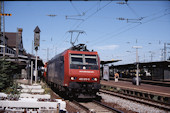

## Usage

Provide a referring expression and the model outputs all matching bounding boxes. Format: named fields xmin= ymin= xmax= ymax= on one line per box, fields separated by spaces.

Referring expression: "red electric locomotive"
xmin=46 ymin=44 xmax=101 ymax=98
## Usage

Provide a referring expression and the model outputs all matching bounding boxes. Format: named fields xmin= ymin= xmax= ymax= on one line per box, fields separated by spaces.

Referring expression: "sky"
xmin=4 ymin=1 xmax=170 ymax=65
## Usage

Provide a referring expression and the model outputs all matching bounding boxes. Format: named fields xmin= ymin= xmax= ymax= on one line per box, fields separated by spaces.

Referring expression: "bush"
xmin=44 ymin=88 xmax=51 ymax=94
xmin=0 ymin=57 xmax=18 ymax=91
xmin=2 ymin=82 xmax=20 ymax=95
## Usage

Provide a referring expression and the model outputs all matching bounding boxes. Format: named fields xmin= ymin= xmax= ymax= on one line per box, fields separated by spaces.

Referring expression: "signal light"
xmin=0 ymin=13 xmax=12 ymax=16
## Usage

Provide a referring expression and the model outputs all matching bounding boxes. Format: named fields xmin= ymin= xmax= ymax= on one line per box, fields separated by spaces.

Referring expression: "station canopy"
xmin=100 ymin=59 xmax=121 ymax=65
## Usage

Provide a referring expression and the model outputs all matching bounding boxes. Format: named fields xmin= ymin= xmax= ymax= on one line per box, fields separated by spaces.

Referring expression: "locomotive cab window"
xmin=85 ymin=55 xmax=97 ymax=65
xmin=70 ymin=54 xmax=83 ymax=64
xmin=70 ymin=54 xmax=98 ymax=70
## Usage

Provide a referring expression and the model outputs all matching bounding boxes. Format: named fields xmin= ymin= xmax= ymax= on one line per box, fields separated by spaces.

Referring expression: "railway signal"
xmin=0 ymin=13 xmax=12 ymax=16
xmin=34 ymin=26 xmax=41 ymax=50
xmin=34 ymin=26 xmax=41 ymax=84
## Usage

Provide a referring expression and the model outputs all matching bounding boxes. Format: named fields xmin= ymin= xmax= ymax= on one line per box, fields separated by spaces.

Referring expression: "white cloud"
xmin=95 ymin=44 xmax=119 ymax=50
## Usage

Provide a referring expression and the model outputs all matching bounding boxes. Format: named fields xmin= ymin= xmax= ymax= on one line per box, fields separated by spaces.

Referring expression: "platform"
xmin=100 ymin=80 xmax=170 ymax=105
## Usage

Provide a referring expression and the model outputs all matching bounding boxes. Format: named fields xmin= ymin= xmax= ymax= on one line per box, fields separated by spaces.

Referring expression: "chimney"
xmin=16 ymin=28 xmax=23 ymax=56
xmin=18 ymin=28 xmax=23 ymax=34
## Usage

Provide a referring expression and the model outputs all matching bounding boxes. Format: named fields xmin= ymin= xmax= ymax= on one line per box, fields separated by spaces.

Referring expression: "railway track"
xmin=110 ymin=77 xmax=170 ymax=87
xmin=99 ymin=89 xmax=170 ymax=111
xmin=72 ymin=100 xmax=123 ymax=113
xmin=51 ymin=86 xmax=123 ymax=112
xmin=50 ymin=83 xmax=169 ymax=112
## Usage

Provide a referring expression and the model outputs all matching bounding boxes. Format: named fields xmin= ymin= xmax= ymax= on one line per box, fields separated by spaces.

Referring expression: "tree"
xmin=0 ymin=57 xmax=18 ymax=91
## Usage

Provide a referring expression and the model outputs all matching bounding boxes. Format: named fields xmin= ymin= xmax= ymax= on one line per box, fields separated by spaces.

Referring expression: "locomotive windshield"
xmin=70 ymin=54 xmax=98 ymax=70
xmin=85 ymin=55 xmax=97 ymax=65
xmin=70 ymin=54 xmax=83 ymax=64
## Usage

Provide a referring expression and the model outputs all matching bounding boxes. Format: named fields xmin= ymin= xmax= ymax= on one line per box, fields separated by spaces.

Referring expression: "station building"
xmin=0 ymin=28 xmax=44 ymax=80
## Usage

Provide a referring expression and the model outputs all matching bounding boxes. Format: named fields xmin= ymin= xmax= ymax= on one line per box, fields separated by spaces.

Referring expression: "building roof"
xmin=34 ymin=26 xmax=41 ymax=33
xmin=5 ymin=32 xmax=17 ymax=48
xmin=100 ymin=59 xmax=122 ymax=65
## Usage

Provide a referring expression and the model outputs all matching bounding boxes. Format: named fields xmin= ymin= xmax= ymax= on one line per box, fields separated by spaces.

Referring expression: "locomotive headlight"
xmin=94 ymin=78 xmax=97 ymax=81
xmin=92 ymin=78 xmax=97 ymax=81
xmin=71 ymin=77 xmax=74 ymax=80
xmin=70 ymin=77 xmax=77 ymax=80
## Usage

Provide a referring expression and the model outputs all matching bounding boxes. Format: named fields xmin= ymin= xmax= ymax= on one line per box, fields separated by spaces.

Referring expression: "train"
xmin=44 ymin=44 xmax=101 ymax=98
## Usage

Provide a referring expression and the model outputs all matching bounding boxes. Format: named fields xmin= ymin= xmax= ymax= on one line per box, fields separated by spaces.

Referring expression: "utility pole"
xmin=133 ymin=46 xmax=142 ymax=86
xmin=0 ymin=2 xmax=1 ymax=33
xmin=32 ymin=40 xmax=34 ymax=55
xmin=0 ymin=2 xmax=2 ymax=53
xmin=31 ymin=61 xmax=33 ymax=85
xmin=2 ymin=1 xmax=5 ymax=57
xmin=164 ymin=43 xmax=166 ymax=61
xmin=160 ymin=49 xmax=164 ymax=61
xmin=47 ymin=48 xmax=49 ymax=61
xmin=0 ymin=1 xmax=12 ymax=57
xmin=149 ymin=51 xmax=154 ymax=62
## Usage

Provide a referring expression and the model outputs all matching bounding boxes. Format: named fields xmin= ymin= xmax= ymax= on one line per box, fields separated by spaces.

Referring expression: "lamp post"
xmin=133 ymin=46 xmax=142 ymax=86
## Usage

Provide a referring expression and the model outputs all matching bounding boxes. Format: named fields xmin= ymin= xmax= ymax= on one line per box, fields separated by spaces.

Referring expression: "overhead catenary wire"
xmin=73 ymin=1 xmax=113 ymax=29
xmin=60 ymin=2 xmax=100 ymax=48
xmin=89 ymin=11 xmax=170 ymax=46
xmin=83 ymin=1 xmax=101 ymax=15
xmin=70 ymin=1 xmax=81 ymax=16
xmin=88 ymin=23 xmax=134 ymax=45
xmin=57 ymin=2 xmax=170 ymax=58
xmin=59 ymin=1 xmax=112 ymax=49
xmin=126 ymin=3 xmax=140 ymax=18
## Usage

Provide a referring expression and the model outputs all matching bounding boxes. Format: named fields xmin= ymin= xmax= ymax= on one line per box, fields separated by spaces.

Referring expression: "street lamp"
xmin=132 ymin=46 xmax=142 ymax=86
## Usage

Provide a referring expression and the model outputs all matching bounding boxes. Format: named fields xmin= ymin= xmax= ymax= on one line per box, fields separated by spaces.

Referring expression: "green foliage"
xmin=41 ymin=82 xmax=51 ymax=94
xmin=0 ymin=57 xmax=18 ymax=91
xmin=44 ymin=87 xmax=51 ymax=94
xmin=3 ymin=82 xmax=20 ymax=95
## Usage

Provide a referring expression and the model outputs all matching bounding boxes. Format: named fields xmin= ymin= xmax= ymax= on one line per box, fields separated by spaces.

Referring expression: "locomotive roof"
xmin=48 ymin=44 xmax=97 ymax=63
xmin=69 ymin=43 xmax=91 ymax=52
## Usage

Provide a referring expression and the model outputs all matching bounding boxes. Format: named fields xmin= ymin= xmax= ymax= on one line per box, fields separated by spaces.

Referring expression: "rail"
xmin=72 ymin=100 xmax=123 ymax=113
xmin=100 ymin=89 xmax=170 ymax=111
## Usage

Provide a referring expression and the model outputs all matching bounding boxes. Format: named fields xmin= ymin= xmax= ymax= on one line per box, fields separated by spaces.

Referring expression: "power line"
xmin=88 ymin=23 xmax=133 ymax=45
xmin=74 ymin=1 xmax=113 ymax=29
xmin=126 ymin=3 xmax=140 ymax=18
xmin=83 ymin=1 xmax=101 ymax=15
xmin=60 ymin=1 xmax=112 ymax=48
xmin=89 ymin=11 xmax=170 ymax=46
xmin=70 ymin=1 xmax=81 ymax=15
